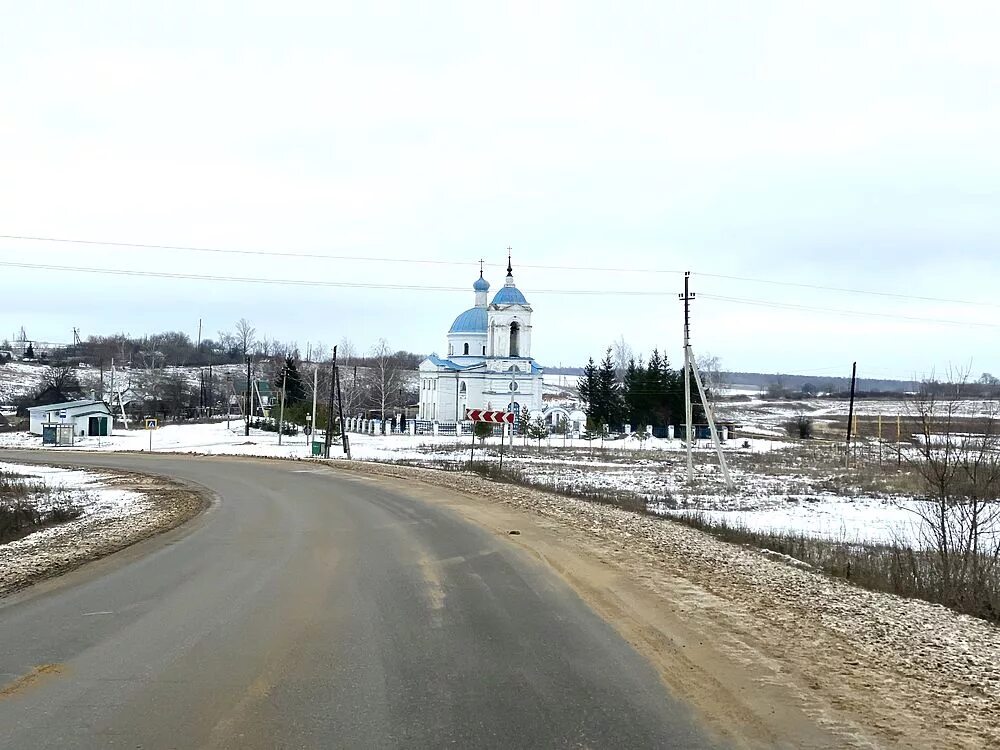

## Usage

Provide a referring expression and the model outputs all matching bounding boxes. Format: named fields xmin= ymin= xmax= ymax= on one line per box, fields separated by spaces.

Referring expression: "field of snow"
xmin=2 ymin=418 xmax=993 ymax=551
xmin=716 ymin=395 xmax=1000 ymax=437
xmin=0 ymin=461 xmax=150 ymax=543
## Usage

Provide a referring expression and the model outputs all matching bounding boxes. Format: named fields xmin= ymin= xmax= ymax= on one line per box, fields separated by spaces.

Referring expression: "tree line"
xmin=12 ymin=319 xmax=420 ymax=423
xmin=577 ymin=346 xmax=701 ymax=432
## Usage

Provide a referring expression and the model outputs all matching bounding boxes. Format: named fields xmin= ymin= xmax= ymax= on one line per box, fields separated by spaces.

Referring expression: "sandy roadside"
xmin=0 ymin=468 xmax=205 ymax=599
xmin=332 ymin=460 xmax=1000 ymax=750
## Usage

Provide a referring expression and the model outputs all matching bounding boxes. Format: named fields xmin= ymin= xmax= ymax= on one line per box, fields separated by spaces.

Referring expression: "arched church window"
xmin=460 ymin=382 xmax=467 ymax=394
xmin=510 ymin=322 xmax=520 ymax=357
xmin=463 ymin=343 xmax=469 ymax=355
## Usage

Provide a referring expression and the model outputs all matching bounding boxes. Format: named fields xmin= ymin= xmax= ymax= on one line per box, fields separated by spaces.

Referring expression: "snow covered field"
xmin=0 ymin=461 xmax=149 ymax=532
xmin=0 ymin=460 xmax=201 ymax=597
xmin=2 ymin=419 xmax=993 ymax=551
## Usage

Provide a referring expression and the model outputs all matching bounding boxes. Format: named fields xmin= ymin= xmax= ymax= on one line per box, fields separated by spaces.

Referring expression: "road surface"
xmin=0 ymin=453 xmax=720 ymax=748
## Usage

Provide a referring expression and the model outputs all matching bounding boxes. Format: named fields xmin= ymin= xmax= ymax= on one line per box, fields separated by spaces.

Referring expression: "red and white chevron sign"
xmin=465 ymin=409 xmax=515 ymax=424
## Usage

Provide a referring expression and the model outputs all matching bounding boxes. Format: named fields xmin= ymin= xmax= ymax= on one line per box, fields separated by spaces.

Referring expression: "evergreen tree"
xmin=527 ymin=415 xmax=549 ymax=449
xmin=280 ymin=356 xmax=307 ymax=405
xmin=645 ymin=349 xmax=668 ymax=427
xmin=577 ymin=357 xmax=599 ymax=427
xmin=623 ymin=357 xmax=643 ymax=429
xmin=597 ymin=347 xmax=624 ymax=430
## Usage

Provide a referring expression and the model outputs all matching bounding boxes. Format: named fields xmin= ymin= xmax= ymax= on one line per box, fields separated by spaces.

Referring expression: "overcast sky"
xmin=2 ymin=2 xmax=998 ymax=380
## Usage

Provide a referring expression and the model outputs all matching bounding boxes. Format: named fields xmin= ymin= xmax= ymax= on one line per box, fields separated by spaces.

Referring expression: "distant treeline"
xmin=4 ymin=329 xmax=423 ymax=371
xmin=725 ymin=371 xmax=920 ymax=394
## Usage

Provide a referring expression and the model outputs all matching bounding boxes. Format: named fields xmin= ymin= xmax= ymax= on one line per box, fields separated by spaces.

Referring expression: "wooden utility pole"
xmin=845 ymin=361 xmax=858 ymax=466
xmin=335 ymin=362 xmax=351 ymax=459
xmin=324 ymin=346 xmax=338 ymax=458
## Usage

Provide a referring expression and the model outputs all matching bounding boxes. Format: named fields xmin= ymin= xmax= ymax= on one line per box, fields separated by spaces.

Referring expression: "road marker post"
xmin=146 ymin=418 xmax=158 ymax=452
xmin=466 ymin=409 xmax=515 ymax=472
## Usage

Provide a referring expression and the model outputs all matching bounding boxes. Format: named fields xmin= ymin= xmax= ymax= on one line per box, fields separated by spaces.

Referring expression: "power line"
xmin=700 ymin=293 xmax=1000 ymax=330
xmin=4 ymin=233 xmax=999 ymax=309
xmin=697 ymin=271 xmax=1000 ymax=309
xmin=0 ymin=260 xmax=670 ymax=297
xmin=3 ymin=258 xmax=999 ymax=329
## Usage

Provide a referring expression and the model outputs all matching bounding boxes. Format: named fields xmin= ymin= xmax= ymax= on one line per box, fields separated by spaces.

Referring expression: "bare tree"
xmin=235 ymin=318 xmax=256 ymax=358
xmin=898 ymin=370 xmax=1000 ymax=613
xmin=696 ymin=353 xmax=725 ymax=404
xmin=336 ymin=338 xmax=366 ymax=418
xmin=612 ymin=335 xmax=633 ymax=381
xmin=369 ymin=338 xmax=406 ymax=420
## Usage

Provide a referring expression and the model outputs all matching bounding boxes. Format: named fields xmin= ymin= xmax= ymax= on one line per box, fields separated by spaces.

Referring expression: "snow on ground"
xmin=0 ymin=420 xmax=979 ymax=550
xmin=718 ymin=396 xmax=1000 ymax=431
xmin=662 ymin=498 xmax=927 ymax=547
xmin=0 ymin=420 xmax=787 ymax=459
xmin=0 ymin=361 xmax=49 ymax=404
xmin=0 ymin=461 xmax=201 ymax=598
xmin=0 ymin=461 xmax=149 ymax=530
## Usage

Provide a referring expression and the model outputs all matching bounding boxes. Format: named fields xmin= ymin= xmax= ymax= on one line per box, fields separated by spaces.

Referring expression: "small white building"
xmin=28 ymin=399 xmax=113 ymax=437
xmin=418 ymin=258 xmax=544 ymax=423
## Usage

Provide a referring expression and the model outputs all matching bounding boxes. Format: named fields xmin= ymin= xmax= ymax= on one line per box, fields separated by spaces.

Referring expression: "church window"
xmin=510 ymin=322 xmax=520 ymax=357
xmin=448 ymin=344 xmax=453 ymax=356
xmin=460 ymin=382 xmax=467 ymax=394
xmin=463 ymin=343 xmax=469 ymax=355
xmin=482 ymin=346 xmax=486 ymax=355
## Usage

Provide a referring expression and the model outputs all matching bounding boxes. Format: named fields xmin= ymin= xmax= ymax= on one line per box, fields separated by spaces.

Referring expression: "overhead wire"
xmin=0 ymin=260 xmax=669 ymax=296
xmin=2 ymin=240 xmax=999 ymax=331
xmin=699 ymin=294 xmax=1000 ymax=330
xmin=3 ymin=232 xmax=999 ymax=309
xmin=1 ymin=259 xmax=998 ymax=329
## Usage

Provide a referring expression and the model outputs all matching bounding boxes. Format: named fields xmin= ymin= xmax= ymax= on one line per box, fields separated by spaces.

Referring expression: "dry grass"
xmin=0 ymin=470 xmax=83 ymax=543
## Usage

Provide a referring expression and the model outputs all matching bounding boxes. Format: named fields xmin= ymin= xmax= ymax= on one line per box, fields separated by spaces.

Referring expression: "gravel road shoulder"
xmin=0 ymin=466 xmax=204 ymax=599
xmin=334 ymin=460 xmax=1000 ymax=750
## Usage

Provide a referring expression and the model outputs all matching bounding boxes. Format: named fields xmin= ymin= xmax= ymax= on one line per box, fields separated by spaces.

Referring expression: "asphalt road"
xmin=0 ymin=453 xmax=719 ymax=749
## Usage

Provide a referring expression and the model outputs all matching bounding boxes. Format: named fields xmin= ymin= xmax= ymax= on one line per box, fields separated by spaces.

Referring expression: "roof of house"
xmin=27 ymin=399 xmax=110 ymax=414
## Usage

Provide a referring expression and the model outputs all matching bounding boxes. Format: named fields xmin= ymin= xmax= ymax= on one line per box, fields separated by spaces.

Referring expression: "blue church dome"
xmin=473 ymin=276 xmax=490 ymax=292
xmin=449 ymin=306 xmax=488 ymax=333
xmin=491 ymin=286 xmax=527 ymax=305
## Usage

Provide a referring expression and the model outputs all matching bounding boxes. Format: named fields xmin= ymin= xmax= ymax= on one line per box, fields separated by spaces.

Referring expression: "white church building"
xmin=418 ymin=258 xmax=544 ymax=423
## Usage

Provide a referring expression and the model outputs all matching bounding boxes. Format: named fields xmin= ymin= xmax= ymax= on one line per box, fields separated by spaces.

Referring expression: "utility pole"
xmin=311 ymin=365 xmax=318 ymax=454
xmin=245 ymin=355 xmax=252 ymax=437
xmin=278 ymin=365 xmax=287 ymax=446
xmin=679 ymin=272 xmax=734 ymax=491
xmin=679 ymin=272 xmax=695 ymax=482
xmin=845 ymin=361 xmax=858 ymax=466
xmin=336 ymin=361 xmax=351 ymax=459
xmin=324 ymin=346 xmax=338 ymax=458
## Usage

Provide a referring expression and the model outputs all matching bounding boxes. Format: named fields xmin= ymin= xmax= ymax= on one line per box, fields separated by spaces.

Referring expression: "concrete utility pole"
xmin=311 ymin=365 xmax=318 ymax=454
xmin=679 ymin=272 xmax=734 ymax=491
xmin=679 ymin=272 xmax=695 ymax=482
xmin=245 ymin=355 xmax=252 ymax=437
xmin=278 ymin=365 xmax=287 ymax=447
